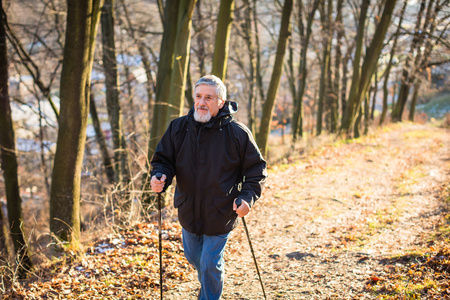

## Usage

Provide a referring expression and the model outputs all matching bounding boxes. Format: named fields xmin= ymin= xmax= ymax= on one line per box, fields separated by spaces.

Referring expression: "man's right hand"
xmin=150 ymin=174 xmax=167 ymax=193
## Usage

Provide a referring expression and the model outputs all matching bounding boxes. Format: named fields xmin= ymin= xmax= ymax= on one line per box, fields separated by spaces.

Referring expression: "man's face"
xmin=194 ymin=84 xmax=225 ymax=123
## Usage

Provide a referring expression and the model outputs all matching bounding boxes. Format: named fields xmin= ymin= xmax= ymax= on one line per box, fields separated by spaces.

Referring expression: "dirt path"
xmin=167 ymin=123 xmax=449 ymax=299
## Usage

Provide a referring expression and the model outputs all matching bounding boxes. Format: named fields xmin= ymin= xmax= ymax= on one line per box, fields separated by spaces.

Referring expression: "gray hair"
xmin=195 ymin=75 xmax=227 ymax=101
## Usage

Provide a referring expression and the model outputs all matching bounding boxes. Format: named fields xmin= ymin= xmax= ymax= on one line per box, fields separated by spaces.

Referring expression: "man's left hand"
xmin=233 ymin=199 xmax=250 ymax=217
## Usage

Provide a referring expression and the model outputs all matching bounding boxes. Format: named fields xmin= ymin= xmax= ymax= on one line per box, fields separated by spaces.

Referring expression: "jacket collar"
xmin=188 ymin=100 xmax=238 ymax=129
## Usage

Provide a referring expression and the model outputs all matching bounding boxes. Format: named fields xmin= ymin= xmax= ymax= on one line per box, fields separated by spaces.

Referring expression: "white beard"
xmin=194 ymin=109 xmax=211 ymax=123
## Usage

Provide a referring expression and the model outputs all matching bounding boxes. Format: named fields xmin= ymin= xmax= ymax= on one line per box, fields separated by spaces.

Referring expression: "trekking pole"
xmin=155 ymin=173 xmax=164 ymax=299
xmin=235 ymin=199 xmax=267 ymax=299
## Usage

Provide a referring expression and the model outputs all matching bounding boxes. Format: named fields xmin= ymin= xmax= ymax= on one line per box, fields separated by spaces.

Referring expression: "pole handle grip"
xmin=235 ymin=198 xmax=242 ymax=208
xmin=155 ymin=173 xmax=164 ymax=194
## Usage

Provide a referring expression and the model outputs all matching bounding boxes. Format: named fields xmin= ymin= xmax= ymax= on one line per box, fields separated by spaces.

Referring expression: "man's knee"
xmin=185 ymin=251 xmax=201 ymax=269
xmin=201 ymin=253 xmax=224 ymax=274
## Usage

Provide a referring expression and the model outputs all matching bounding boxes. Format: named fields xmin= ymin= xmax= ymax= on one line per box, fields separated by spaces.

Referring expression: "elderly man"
xmin=150 ymin=75 xmax=267 ymax=300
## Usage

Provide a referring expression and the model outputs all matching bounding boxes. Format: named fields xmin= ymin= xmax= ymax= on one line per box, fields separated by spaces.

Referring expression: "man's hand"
xmin=151 ymin=174 xmax=167 ymax=193
xmin=233 ymin=199 xmax=250 ymax=218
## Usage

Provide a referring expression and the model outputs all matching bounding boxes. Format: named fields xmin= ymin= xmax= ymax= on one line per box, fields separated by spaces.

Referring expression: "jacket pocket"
xmin=174 ymin=187 xmax=186 ymax=208
xmin=213 ymin=196 xmax=234 ymax=217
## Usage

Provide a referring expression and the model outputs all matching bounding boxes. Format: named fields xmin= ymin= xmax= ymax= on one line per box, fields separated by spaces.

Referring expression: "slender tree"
xmin=89 ymin=88 xmax=115 ymax=184
xmin=101 ymin=0 xmax=129 ymax=183
xmin=409 ymin=80 xmax=421 ymax=121
xmin=0 ymin=205 xmax=7 ymax=256
xmin=50 ymin=0 xmax=103 ymax=245
xmin=193 ymin=0 xmax=207 ymax=77
xmin=339 ymin=0 xmax=369 ymax=135
xmin=212 ymin=0 xmax=235 ymax=81
xmin=253 ymin=0 xmax=265 ymax=103
xmin=334 ymin=0 xmax=344 ymax=122
xmin=0 ymin=1 xmax=33 ymax=276
xmin=148 ymin=0 xmax=180 ymax=161
xmin=380 ymin=0 xmax=407 ymax=125
xmin=287 ymin=39 xmax=296 ymax=113
xmin=392 ymin=0 xmax=426 ymax=121
xmin=185 ymin=64 xmax=194 ymax=108
xmin=340 ymin=42 xmax=355 ymax=124
xmin=370 ymin=71 xmax=377 ymax=120
xmin=408 ymin=0 xmax=444 ymax=121
xmin=256 ymin=0 xmax=294 ymax=157
xmin=292 ymin=0 xmax=319 ymax=141
xmin=327 ymin=0 xmax=338 ymax=133
xmin=166 ymin=0 xmax=197 ymax=121
xmin=37 ymin=99 xmax=51 ymax=198
xmin=241 ymin=0 xmax=258 ymax=134
xmin=316 ymin=0 xmax=333 ymax=136
xmin=364 ymin=86 xmax=371 ymax=135
xmin=341 ymin=0 xmax=397 ymax=136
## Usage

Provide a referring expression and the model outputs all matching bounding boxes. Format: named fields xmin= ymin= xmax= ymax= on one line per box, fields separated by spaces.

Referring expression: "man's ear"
xmin=219 ymin=100 xmax=225 ymax=109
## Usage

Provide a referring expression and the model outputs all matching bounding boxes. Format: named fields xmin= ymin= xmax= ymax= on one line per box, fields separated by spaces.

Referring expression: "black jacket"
xmin=151 ymin=100 xmax=267 ymax=236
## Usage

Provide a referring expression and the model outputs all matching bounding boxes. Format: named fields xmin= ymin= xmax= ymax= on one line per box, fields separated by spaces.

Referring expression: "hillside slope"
xmin=4 ymin=123 xmax=449 ymax=299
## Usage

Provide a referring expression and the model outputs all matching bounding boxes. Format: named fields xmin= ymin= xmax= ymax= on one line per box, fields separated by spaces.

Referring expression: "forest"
xmin=0 ymin=0 xmax=449 ymax=298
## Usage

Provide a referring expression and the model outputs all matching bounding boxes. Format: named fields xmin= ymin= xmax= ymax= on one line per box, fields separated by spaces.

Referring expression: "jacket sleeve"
xmin=150 ymin=121 xmax=176 ymax=191
xmin=236 ymin=124 xmax=268 ymax=208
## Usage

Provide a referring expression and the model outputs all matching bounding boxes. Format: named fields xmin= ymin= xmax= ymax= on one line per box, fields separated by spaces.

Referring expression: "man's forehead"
xmin=195 ymin=85 xmax=217 ymax=95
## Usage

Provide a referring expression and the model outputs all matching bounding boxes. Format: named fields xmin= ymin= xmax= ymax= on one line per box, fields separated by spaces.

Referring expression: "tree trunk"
xmin=212 ymin=0 xmax=235 ymax=81
xmin=138 ymin=42 xmax=155 ymax=121
xmin=252 ymin=0 xmax=265 ymax=103
xmin=50 ymin=0 xmax=103 ymax=246
xmin=156 ymin=0 xmax=164 ymax=25
xmin=148 ymin=0 xmax=180 ymax=161
xmin=0 ymin=2 xmax=33 ymax=275
xmin=409 ymin=80 xmax=420 ymax=121
xmin=101 ymin=0 xmax=129 ymax=183
xmin=122 ymin=59 xmax=138 ymax=157
xmin=380 ymin=71 xmax=390 ymax=125
xmin=89 ymin=88 xmax=115 ymax=184
xmin=292 ymin=0 xmax=319 ymax=142
xmin=286 ymin=40 xmax=296 ymax=116
xmin=409 ymin=0 xmax=443 ymax=121
xmin=354 ymin=0 xmax=396 ymax=128
xmin=256 ymin=0 xmax=294 ymax=157
xmin=185 ymin=63 xmax=194 ymax=108
xmin=340 ymin=46 xmax=352 ymax=127
xmin=38 ymin=99 xmax=51 ymax=197
xmin=0 ymin=204 xmax=9 ymax=257
xmin=364 ymin=88 xmax=370 ymax=135
xmin=392 ymin=0 xmax=427 ymax=121
xmin=391 ymin=76 xmax=399 ymax=115
xmin=326 ymin=0 xmax=337 ymax=133
xmin=193 ymin=0 xmax=206 ymax=76
xmin=370 ymin=71 xmax=377 ymax=120
xmin=166 ymin=0 xmax=196 ymax=122
xmin=341 ymin=0 xmax=396 ymax=136
xmin=334 ymin=0 xmax=344 ymax=128
xmin=316 ymin=0 xmax=332 ymax=136
xmin=339 ymin=0 xmax=369 ymax=135
xmin=380 ymin=0 xmax=407 ymax=125
xmin=242 ymin=0 xmax=257 ymax=134
xmin=354 ymin=105 xmax=362 ymax=138
xmin=316 ymin=55 xmax=327 ymax=135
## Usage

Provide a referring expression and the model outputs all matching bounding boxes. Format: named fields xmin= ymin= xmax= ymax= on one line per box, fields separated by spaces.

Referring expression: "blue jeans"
xmin=182 ymin=228 xmax=231 ymax=300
